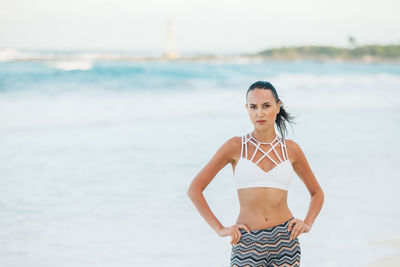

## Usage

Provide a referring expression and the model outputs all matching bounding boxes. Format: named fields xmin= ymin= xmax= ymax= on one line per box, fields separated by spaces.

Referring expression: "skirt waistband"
xmin=239 ymin=217 xmax=294 ymax=235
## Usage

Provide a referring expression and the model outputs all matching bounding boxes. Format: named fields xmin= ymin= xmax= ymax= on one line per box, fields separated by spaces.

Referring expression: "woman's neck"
xmin=251 ymin=129 xmax=277 ymax=143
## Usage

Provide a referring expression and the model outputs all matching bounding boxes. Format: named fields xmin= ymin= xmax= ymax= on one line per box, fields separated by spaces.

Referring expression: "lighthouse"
xmin=164 ymin=19 xmax=180 ymax=59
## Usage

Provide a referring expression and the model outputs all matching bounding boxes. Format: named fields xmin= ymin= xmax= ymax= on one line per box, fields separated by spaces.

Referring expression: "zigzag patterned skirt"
xmin=230 ymin=217 xmax=301 ymax=267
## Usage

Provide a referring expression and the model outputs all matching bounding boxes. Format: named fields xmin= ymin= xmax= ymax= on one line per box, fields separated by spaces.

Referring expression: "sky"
xmin=0 ymin=0 xmax=399 ymax=54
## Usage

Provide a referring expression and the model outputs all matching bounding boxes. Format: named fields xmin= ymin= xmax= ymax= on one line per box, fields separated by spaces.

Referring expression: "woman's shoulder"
xmin=283 ymin=138 xmax=303 ymax=163
xmin=223 ymin=135 xmax=242 ymax=149
xmin=284 ymin=138 xmax=297 ymax=147
xmin=209 ymin=136 xmax=242 ymax=165
xmin=219 ymin=135 xmax=243 ymax=155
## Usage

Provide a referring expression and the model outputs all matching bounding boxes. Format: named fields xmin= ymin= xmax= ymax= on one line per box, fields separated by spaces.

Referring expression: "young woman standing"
xmin=187 ymin=81 xmax=324 ymax=267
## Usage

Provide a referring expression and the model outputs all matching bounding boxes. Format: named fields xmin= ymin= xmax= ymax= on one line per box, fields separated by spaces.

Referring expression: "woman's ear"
xmin=276 ymin=101 xmax=282 ymax=114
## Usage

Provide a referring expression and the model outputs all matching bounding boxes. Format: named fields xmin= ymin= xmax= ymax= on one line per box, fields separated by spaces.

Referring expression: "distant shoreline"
xmin=1 ymin=45 xmax=400 ymax=63
xmin=247 ymin=44 xmax=400 ymax=63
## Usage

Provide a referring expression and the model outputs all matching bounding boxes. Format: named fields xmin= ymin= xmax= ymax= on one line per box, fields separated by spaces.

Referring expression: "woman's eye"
xmin=250 ymin=105 xmax=269 ymax=109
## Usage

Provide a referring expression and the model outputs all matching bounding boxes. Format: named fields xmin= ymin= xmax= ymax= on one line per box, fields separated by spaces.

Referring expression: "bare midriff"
xmin=235 ymin=187 xmax=294 ymax=230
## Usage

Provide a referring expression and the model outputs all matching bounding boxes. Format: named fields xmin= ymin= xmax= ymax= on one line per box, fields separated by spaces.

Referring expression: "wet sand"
xmin=367 ymin=236 xmax=400 ymax=266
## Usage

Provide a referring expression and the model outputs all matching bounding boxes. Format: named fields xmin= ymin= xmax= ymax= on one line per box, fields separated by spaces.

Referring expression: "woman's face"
xmin=245 ymin=88 xmax=281 ymax=129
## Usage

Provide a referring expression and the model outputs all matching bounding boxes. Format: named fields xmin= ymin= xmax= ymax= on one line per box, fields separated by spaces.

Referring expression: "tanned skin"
xmin=187 ymin=88 xmax=324 ymax=245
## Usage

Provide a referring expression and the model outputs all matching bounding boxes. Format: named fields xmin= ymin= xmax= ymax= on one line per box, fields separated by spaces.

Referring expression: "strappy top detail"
xmin=233 ymin=133 xmax=294 ymax=191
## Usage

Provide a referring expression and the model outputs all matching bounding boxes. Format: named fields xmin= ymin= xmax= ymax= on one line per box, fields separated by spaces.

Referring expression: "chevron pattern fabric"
xmin=230 ymin=218 xmax=301 ymax=267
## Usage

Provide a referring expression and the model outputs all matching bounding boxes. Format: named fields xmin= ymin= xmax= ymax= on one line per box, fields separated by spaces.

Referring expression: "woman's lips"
xmin=256 ymin=120 xmax=266 ymax=123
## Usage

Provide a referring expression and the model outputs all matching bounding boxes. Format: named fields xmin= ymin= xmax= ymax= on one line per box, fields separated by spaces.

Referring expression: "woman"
xmin=187 ymin=81 xmax=324 ymax=267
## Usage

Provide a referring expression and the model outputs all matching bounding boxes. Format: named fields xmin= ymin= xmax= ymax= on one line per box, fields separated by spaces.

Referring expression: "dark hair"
xmin=246 ymin=81 xmax=296 ymax=139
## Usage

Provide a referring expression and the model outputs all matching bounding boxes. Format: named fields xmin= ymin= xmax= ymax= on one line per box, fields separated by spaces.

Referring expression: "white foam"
xmin=49 ymin=60 xmax=93 ymax=71
xmin=1 ymin=72 xmax=399 ymax=131
xmin=0 ymin=48 xmax=42 ymax=62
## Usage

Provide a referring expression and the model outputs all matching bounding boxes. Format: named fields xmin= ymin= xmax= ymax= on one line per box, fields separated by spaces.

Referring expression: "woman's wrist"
xmin=214 ymin=224 xmax=224 ymax=233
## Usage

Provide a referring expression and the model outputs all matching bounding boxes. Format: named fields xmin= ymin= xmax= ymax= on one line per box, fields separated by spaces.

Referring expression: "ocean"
xmin=1 ymin=58 xmax=399 ymax=266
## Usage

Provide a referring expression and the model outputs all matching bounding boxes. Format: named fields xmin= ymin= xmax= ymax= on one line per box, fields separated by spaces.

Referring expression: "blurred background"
xmin=1 ymin=1 xmax=399 ymax=266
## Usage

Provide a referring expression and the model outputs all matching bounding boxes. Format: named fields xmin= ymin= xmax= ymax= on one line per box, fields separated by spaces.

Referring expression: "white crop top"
xmin=233 ymin=133 xmax=294 ymax=191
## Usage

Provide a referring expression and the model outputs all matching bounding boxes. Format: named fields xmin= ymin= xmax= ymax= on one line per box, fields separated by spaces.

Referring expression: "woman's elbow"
xmin=187 ymin=183 xmax=203 ymax=198
xmin=314 ymin=188 xmax=325 ymax=202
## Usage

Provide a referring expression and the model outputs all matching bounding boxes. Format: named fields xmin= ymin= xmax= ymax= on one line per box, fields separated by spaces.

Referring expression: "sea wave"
xmin=0 ymin=74 xmax=399 ymax=131
xmin=0 ymin=61 xmax=399 ymax=131
xmin=48 ymin=60 xmax=93 ymax=71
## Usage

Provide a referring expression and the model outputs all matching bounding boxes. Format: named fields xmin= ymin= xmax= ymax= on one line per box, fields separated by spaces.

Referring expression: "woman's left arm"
xmin=287 ymin=140 xmax=325 ymax=234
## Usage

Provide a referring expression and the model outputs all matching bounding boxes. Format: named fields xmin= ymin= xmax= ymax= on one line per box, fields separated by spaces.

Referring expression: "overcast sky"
xmin=0 ymin=0 xmax=399 ymax=54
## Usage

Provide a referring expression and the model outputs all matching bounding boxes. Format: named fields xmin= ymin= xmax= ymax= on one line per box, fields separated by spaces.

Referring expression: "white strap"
xmin=280 ymin=137 xmax=287 ymax=161
xmin=247 ymin=135 xmax=285 ymax=166
xmin=250 ymin=142 xmax=260 ymax=161
xmin=244 ymin=134 xmax=248 ymax=159
xmin=254 ymin=140 xmax=280 ymax=166
xmin=240 ymin=135 xmax=244 ymax=158
xmin=283 ymin=138 xmax=289 ymax=160
xmin=243 ymin=133 xmax=287 ymax=165
xmin=271 ymin=144 xmax=283 ymax=163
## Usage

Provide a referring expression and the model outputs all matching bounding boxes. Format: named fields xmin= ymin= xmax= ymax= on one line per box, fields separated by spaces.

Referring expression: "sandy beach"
xmin=1 ymin=59 xmax=399 ymax=266
xmin=367 ymin=236 xmax=400 ymax=266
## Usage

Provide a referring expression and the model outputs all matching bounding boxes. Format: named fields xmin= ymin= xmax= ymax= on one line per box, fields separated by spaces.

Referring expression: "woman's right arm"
xmin=186 ymin=137 xmax=250 ymax=243
xmin=186 ymin=137 xmax=237 ymax=232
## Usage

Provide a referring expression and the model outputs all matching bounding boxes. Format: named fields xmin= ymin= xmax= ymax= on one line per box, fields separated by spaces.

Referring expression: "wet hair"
xmin=246 ymin=81 xmax=296 ymax=139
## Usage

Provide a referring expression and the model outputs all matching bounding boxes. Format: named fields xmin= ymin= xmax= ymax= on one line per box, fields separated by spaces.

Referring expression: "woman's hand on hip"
xmin=216 ymin=224 xmax=251 ymax=245
xmin=288 ymin=218 xmax=311 ymax=240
